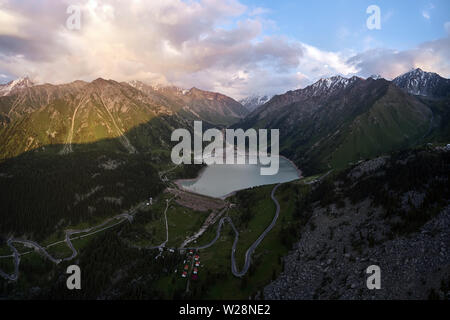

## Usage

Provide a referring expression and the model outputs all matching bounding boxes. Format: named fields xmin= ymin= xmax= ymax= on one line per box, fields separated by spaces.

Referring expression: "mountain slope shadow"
xmin=0 ymin=115 xmax=203 ymax=241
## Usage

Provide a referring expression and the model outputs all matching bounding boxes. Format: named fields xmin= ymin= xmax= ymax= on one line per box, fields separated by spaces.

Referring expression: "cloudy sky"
xmin=0 ymin=0 xmax=449 ymax=99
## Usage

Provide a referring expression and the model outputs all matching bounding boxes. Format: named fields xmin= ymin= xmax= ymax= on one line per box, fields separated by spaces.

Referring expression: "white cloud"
xmin=422 ymin=3 xmax=435 ymax=20
xmin=0 ymin=0 xmax=448 ymax=100
xmin=347 ymin=36 xmax=450 ymax=79
xmin=0 ymin=8 xmax=28 ymax=37
xmin=1 ymin=0 xmax=308 ymax=98
xmin=249 ymin=7 xmax=270 ymax=16
xmin=0 ymin=0 xmax=350 ymax=99
xmin=299 ymin=43 xmax=357 ymax=78
xmin=383 ymin=10 xmax=394 ymax=23
xmin=445 ymin=21 xmax=450 ymax=35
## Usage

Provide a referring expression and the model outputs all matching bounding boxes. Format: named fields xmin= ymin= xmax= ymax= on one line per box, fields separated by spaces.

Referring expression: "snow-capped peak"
xmin=128 ymin=80 xmax=163 ymax=91
xmin=368 ymin=74 xmax=382 ymax=80
xmin=128 ymin=80 xmax=186 ymax=95
xmin=306 ymin=75 xmax=359 ymax=96
xmin=393 ymin=68 xmax=449 ymax=97
xmin=239 ymin=94 xmax=273 ymax=112
xmin=0 ymin=77 xmax=34 ymax=96
xmin=128 ymin=80 xmax=143 ymax=88
xmin=395 ymin=68 xmax=437 ymax=82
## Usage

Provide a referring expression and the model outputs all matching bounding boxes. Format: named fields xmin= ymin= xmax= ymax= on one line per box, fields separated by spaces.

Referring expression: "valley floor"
xmin=1 ymin=147 xmax=449 ymax=300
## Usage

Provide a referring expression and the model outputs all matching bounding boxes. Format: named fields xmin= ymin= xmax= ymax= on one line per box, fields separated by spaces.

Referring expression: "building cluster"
xmin=181 ymin=249 xmax=201 ymax=280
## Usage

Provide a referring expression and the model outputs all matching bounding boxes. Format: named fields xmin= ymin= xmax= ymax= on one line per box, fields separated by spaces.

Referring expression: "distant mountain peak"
xmin=91 ymin=77 xmax=113 ymax=85
xmin=126 ymin=79 xmax=247 ymax=124
xmin=239 ymin=94 xmax=273 ymax=112
xmin=128 ymin=80 xmax=186 ymax=94
xmin=316 ymin=75 xmax=357 ymax=86
xmin=400 ymin=68 xmax=437 ymax=78
xmin=0 ymin=76 xmax=35 ymax=96
xmin=305 ymin=75 xmax=360 ymax=96
xmin=368 ymin=74 xmax=382 ymax=80
xmin=128 ymin=79 xmax=142 ymax=87
xmin=393 ymin=68 xmax=450 ymax=98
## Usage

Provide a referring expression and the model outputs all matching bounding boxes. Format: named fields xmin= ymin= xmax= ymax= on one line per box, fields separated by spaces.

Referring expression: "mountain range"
xmin=0 ymin=68 xmax=448 ymax=300
xmin=236 ymin=68 xmax=449 ymax=174
xmin=128 ymin=80 xmax=248 ymax=125
xmin=0 ymin=78 xmax=249 ymax=160
xmin=0 ymin=68 xmax=448 ymax=170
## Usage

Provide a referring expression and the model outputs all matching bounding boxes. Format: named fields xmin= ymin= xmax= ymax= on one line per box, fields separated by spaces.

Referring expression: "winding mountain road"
xmin=0 ymin=210 xmax=136 ymax=281
xmin=0 ymin=163 xmax=178 ymax=281
xmin=0 ymin=240 xmax=20 ymax=281
xmin=180 ymin=207 xmax=227 ymax=249
xmin=146 ymin=196 xmax=174 ymax=252
xmin=1 ymin=172 xmax=284 ymax=280
xmin=186 ymin=183 xmax=282 ymax=277
xmin=159 ymin=197 xmax=173 ymax=249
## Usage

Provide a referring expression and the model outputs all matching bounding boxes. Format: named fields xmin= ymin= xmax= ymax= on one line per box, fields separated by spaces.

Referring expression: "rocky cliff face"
xmin=265 ymin=148 xmax=450 ymax=300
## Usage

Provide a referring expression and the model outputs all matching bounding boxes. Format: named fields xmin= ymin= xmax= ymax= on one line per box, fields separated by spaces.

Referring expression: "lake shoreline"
xmin=281 ymin=155 xmax=303 ymax=179
xmin=173 ymin=155 xmax=302 ymax=199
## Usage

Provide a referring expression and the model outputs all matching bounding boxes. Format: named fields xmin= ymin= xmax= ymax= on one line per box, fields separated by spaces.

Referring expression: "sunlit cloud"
xmin=0 ymin=0 xmax=306 ymax=98
xmin=0 ymin=0 xmax=448 ymax=99
xmin=347 ymin=36 xmax=450 ymax=79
